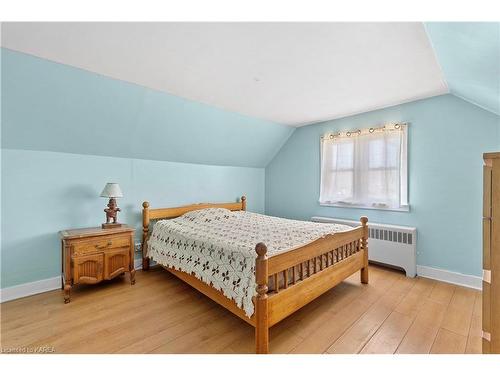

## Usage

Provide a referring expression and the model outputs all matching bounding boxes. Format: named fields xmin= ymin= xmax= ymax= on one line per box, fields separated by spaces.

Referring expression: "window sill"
xmin=319 ymin=202 xmax=410 ymax=212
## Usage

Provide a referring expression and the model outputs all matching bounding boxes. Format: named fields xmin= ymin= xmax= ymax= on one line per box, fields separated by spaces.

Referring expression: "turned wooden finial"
xmin=143 ymin=201 xmax=150 ymax=209
xmin=360 ymin=216 xmax=368 ymax=226
xmin=255 ymin=242 xmax=267 ymax=258
xmin=241 ymin=195 xmax=247 ymax=211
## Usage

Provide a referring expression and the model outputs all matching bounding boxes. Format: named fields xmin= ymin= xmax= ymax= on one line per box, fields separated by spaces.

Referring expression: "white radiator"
xmin=311 ymin=216 xmax=417 ymax=277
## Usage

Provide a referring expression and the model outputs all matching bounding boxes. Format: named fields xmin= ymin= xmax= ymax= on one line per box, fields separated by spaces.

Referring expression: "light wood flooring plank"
xmin=360 ymin=311 xmax=414 ymax=354
xmin=465 ymin=291 xmax=482 ymax=354
xmin=396 ymin=299 xmax=448 ymax=354
xmin=441 ymin=287 xmax=476 ymax=337
xmin=430 ymin=328 xmax=467 ymax=354
xmin=0 ymin=265 xmax=480 ymax=354
xmin=326 ymin=274 xmax=414 ymax=354
xmin=429 ymin=282 xmax=455 ymax=305
xmin=289 ymin=269 xmax=401 ymax=353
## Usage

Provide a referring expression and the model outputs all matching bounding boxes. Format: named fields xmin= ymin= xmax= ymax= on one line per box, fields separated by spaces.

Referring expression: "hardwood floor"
xmin=0 ymin=265 xmax=482 ymax=354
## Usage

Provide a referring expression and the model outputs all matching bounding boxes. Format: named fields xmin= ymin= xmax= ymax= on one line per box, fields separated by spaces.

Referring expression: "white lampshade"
xmin=100 ymin=183 xmax=123 ymax=198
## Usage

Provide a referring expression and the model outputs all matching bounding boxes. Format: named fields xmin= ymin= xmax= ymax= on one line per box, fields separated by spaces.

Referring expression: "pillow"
xmin=181 ymin=207 xmax=236 ymax=221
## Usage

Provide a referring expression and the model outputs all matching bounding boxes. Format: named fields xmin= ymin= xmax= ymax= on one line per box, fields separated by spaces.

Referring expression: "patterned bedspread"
xmin=147 ymin=208 xmax=352 ymax=317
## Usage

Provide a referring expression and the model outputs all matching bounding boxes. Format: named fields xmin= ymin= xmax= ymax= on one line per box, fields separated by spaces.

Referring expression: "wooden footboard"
xmin=141 ymin=196 xmax=368 ymax=354
xmin=255 ymin=217 xmax=368 ymax=353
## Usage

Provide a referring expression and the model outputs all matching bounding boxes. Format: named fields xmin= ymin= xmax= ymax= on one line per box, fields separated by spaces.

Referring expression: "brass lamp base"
xmin=102 ymin=223 xmax=123 ymax=229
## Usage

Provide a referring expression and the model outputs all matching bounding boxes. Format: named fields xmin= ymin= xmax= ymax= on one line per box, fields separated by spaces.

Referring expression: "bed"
xmin=141 ymin=196 xmax=368 ymax=354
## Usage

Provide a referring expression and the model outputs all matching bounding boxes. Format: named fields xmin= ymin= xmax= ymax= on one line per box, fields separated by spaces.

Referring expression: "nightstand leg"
xmin=64 ymin=284 xmax=72 ymax=303
xmin=130 ymin=232 xmax=136 ymax=285
xmin=130 ymin=269 xmax=136 ymax=285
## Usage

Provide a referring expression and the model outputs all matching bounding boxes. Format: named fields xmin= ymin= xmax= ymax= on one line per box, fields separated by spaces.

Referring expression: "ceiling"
xmin=425 ymin=22 xmax=500 ymax=115
xmin=1 ymin=22 xmax=449 ymax=126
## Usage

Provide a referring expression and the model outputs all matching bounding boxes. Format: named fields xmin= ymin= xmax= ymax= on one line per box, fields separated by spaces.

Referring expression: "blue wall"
xmin=266 ymin=94 xmax=500 ymax=277
xmin=1 ymin=149 xmax=265 ymax=288
xmin=0 ymin=48 xmax=286 ymax=288
xmin=1 ymin=48 xmax=294 ymax=168
xmin=425 ymin=22 xmax=500 ymax=115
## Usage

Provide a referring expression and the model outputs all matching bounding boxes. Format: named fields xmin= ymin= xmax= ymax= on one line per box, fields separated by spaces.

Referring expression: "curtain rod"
xmin=321 ymin=122 xmax=408 ymax=140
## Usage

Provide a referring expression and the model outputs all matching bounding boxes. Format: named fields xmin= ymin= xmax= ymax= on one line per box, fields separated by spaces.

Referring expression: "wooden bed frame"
xmin=141 ymin=196 xmax=368 ymax=354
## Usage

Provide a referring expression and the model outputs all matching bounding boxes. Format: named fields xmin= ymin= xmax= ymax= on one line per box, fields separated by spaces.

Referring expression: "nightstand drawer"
xmin=72 ymin=235 xmax=130 ymax=256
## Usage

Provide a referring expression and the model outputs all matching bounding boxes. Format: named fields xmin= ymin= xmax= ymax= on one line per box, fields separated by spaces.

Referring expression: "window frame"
xmin=319 ymin=124 xmax=409 ymax=212
xmin=319 ymin=201 xmax=410 ymax=212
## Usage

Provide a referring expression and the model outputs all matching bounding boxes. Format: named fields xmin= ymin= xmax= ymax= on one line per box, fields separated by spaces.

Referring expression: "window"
xmin=319 ymin=124 xmax=408 ymax=211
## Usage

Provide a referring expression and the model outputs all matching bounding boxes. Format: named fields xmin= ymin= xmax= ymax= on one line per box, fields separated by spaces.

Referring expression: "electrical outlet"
xmin=135 ymin=242 xmax=143 ymax=253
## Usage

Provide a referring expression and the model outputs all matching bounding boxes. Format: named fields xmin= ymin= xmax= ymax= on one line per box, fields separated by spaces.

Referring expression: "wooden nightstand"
xmin=59 ymin=226 xmax=136 ymax=303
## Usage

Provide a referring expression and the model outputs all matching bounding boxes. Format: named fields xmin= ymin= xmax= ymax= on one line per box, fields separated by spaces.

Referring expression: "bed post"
xmin=142 ymin=201 xmax=150 ymax=271
xmin=255 ymin=242 xmax=269 ymax=354
xmin=241 ymin=195 xmax=247 ymax=211
xmin=360 ymin=216 xmax=369 ymax=284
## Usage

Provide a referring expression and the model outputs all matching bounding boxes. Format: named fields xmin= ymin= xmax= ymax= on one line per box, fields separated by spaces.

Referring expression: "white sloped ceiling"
xmin=2 ymin=22 xmax=449 ymax=126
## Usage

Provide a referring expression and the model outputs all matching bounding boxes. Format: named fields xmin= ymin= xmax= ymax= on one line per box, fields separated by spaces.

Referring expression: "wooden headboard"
xmin=141 ymin=196 xmax=246 ymax=270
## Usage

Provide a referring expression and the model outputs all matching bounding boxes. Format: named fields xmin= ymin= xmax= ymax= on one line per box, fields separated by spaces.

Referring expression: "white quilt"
xmin=147 ymin=208 xmax=352 ymax=317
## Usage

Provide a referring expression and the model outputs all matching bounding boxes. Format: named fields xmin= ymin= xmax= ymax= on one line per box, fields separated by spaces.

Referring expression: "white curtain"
xmin=320 ymin=124 xmax=408 ymax=209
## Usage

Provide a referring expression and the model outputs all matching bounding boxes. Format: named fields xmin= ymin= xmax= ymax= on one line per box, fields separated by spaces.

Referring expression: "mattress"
xmin=147 ymin=208 xmax=352 ymax=317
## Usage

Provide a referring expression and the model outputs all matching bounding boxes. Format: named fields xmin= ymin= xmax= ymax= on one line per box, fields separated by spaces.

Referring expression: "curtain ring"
xmin=369 ymin=128 xmax=374 ymax=133
xmin=394 ymin=123 xmax=401 ymax=129
xmin=357 ymin=130 xmax=361 ymax=135
xmin=329 ymin=134 xmax=334 ymax=139
xmin=346 ymin=131 xmax=351 ymax=137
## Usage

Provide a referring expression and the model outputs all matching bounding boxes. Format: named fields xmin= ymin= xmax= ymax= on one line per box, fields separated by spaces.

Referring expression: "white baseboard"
xmin=134 ymin=258 xmax=143 ymax=270
xmin=0 ymin=276 xmax=61 ymax=303
xmin=416 ymin=265 xmax=482 ymax=290
xmin=1 ymin=259 xmax=144 ymax=303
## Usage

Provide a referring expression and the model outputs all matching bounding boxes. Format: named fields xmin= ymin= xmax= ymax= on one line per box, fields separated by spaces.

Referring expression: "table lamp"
xmin=100 ymin=183 xmax=123 ymax=229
